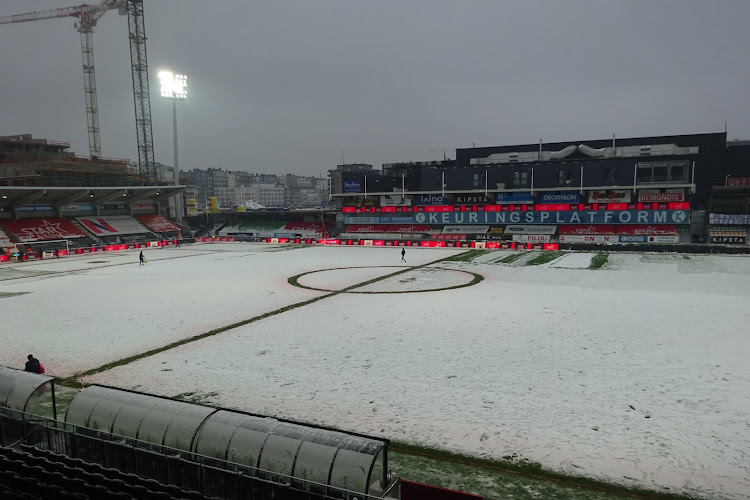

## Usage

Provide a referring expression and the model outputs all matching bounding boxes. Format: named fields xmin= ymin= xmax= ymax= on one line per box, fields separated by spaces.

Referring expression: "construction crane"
xmin=1 ymin=0 xmax=157 ymax=183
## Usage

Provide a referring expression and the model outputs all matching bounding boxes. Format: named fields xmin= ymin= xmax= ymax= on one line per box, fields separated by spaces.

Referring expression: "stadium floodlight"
xmin=159 ymin=69 xmax=187 ymax=224
xmin=159 ymin=71 xmax=187 ymax=100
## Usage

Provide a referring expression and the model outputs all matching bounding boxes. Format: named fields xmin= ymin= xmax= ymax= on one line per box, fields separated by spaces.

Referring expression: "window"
xmin=558 ymin=168 xmax=572 ymax=185
xmin=603 ymin=168 xmax=610 ymax=183
xmin=473 ymin=173 xmax=480 ymax=188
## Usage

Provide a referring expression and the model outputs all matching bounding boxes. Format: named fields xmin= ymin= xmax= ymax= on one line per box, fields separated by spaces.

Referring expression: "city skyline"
xmin=2 ymin=0 xmax=749 ymax=177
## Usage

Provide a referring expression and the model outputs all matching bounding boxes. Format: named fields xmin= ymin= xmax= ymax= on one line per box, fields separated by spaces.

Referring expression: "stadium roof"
xmin=0 ymin=185 xmax=184 ymax=217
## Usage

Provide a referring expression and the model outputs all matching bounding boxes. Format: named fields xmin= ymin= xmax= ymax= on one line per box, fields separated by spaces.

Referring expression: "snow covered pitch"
xmin=1 ymin=244 xmax=748 ymax=499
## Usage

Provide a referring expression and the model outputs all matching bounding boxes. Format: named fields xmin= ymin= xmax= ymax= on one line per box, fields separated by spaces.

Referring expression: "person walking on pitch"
xmin=139 ymin=251 xmax=145 ymax=266
xmin=401 ymin=248 xmax=406 ymax=262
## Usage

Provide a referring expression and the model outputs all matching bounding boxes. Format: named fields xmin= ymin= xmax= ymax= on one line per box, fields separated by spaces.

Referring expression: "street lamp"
xmin=158 ymin=70 xmax=187 ymax=223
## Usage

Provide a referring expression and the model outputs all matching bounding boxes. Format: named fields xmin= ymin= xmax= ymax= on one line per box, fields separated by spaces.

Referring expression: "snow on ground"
xmin=0 ymin=244 xmax=460 ymax=375
xmin=296 ymin=266 xmax=404 ymax=291
xmin=1 ymin=244 xmax=749 ymax=499
xmin=356 ymin=267 xmax=476 ymax=292
xmin=549 ymin=252 xmax=594 ymax=268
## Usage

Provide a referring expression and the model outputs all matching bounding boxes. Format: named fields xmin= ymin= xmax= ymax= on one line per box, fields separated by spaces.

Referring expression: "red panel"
xmin=424 ymin=205 xmax=454 ymax=212
xmin=668 ymin=202 xmax=690 ymax=210
xmin=1 ymin=217 xmax=88 ymax=242
xmin=616 ymin=225 xmax=678 ymax=235
xmin=535 ymin=204 xmax=570 ymax=211
xmin=607 ymin=203 xmax=628 ymax=211
xmin=483 ymin=205 xmax=502 ymax=212
xmin=342 ymin=207 xmax=356 ymax=213
xmin=381 ymin=206 xmax=397 ymax=213
xmin=345 ymin=224 xmax=388 ymax=233
xmin=558 ymin=225 xmax=616 ymax=235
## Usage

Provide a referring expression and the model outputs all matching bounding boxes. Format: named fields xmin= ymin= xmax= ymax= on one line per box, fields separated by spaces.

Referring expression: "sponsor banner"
xmin=136 ymin=215 xmax=180 ymax=233
xmin=709 ymin=213 xmax=750 ymax=225
xmin=535 ymin=204 xmax=570 ymax=211
xmin=131 ymin=203 xmax=154 ymax=210
xmin=346 ymin=224 xmax=385 ymax=233
xmin=273 ymin=232 xmax=296 ymax=238
xmin=435 ymin=234 xmax=466 ymax=241
xmin=101 ymin=203 xmax=126 ymax=210
xmin=616 ymin=224 xmax=677 ymax=235
xmin=77 ymin=216 xmax=150 ymax=236
xmin=588 ymin=189 xmax=631 ymax=203
xmin=455 ymin=194 xmax=493 ymax=205
xmin=61 ymin=204 xmax=94 ymax=212
xmin=504 ymin=225 xmax=557 ymax=235
xmin=343 ymin=180 xmax=362 ymax=193
xmin=2 ymin=218 xmax=87 ymax=242
xmin=423 ymin=205 xmax=454 ymax=212
xmin=442 ymin=225 xmax=489 ymax=234
xmin=386 ymin=224 xmax=430 ymax=233
xmin=347 ymin=210 xmax=689 ymax=225
xmin=647 ymin=235 xmax=681 ymax=243
xmin=710 ymin=236 xmax=747 ymax=244
xmin=317 ymin=239 xmax=340 ymax=245
xmin=560 ymin=234 xmax=619 ymax=244
xmin=343 ymin=196 xmax=375 ymax=208
xmin=380 ymin=195 xmax=412 ymax=207
xmin=512 ymin=234 xmax=551 ymax=243
xmin=416 ymin=194 xmax=451 ymax=205
xmin=17 ymin=204 xmax=55 ymax=212
xmin=638 ymin=189 xmax=685 ymax=203
xmin=558 ymin=225 xmax=616 ymax=235
xmin=488 ymin=227 xmax=504 ymax=234
xmin=496 ymin=192 xmax=534 ymax=204
xmin=618 ymin=235 xmax=648 ymax=243
xmin=540 ymin=192 xmax=580 ymax=203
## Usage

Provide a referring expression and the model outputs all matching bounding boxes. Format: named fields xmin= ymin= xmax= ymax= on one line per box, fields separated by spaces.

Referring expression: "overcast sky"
xmin=2 ymin=0 xmax=749 ymax=177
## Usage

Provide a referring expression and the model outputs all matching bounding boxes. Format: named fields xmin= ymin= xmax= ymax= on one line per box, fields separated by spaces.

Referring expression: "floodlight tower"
xmin=159 ymin=71 xmax=187 ymax=223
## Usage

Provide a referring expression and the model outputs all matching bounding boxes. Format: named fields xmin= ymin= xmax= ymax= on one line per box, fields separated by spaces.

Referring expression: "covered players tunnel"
xmin=0 ymin=366 xmax=58 ymax=420
xmin=64 ymin=384 xmax=389 ymax=495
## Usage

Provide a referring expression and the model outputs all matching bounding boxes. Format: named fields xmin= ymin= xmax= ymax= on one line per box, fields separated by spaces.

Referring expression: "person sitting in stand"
xmin=24 ymin=354 xmax=42 ymax=374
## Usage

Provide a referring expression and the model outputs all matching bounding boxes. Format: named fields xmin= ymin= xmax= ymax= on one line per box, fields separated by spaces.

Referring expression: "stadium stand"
xmin=136 ymin=215 xmax=182 ymax=240
xmin=0 ymin=445 xmax=217 ymax=500
xmin=76 ymin=216 xmax=157 ymax=245
xmin=0 ymin=218 xmax=97 ymax=256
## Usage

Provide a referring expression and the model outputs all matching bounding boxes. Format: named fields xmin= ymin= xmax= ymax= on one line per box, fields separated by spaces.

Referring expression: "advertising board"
xmin=504 ymin=225 xmax=556 ymax=234
xmin=559 ymin=225 xmax=616 ymax=235
xmin=559 ymin=234 xmax=619 ymax=244
xmin=416 ymin=194 xmax=451 ymax=205
xmin=344 ymin=210 xmax=689 ymax=225
xmin=455 ymin=194 xmax=493 ymax=204
xmin=16 ymin=204 xmax=55 ymax=212
xmin=638 ymin=189 xmax=685 ymax=203
xmin=647 ymin=235 xmax=681 ymax=243
xmin=618 ymin=235 xmax=648 ymax=243
xmin=343 ymin=180 xmax=362 ymax=193
xmin=442 ymin=225 xmax=489 ymax=234
xmin=616 ymin=224 xmax=678 ymax=235
xmin=435 ymin=234 xmax=466 ymax=241
xmin=380 ymin=195 xmax=411 ymax=207
xmin=587 ymin=190 xmax=631 ymax=203
xmin=495 ymin=192 xmax=534 ymax=204
xmin=540 ymin=192 xmax=580 ymax=203
xmin=512 ymin=234 xmax=551 ymax=243
xmin=710 ymin=236 xmax=746 ymax=244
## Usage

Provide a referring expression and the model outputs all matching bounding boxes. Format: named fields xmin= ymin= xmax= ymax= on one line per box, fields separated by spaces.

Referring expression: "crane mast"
xmin=0 ymin=0 xmax=156 ymax=183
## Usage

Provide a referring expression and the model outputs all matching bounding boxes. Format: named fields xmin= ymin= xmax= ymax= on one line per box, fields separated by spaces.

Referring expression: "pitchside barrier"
xmin=0 ymin=240 xmax=180 ymax=264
